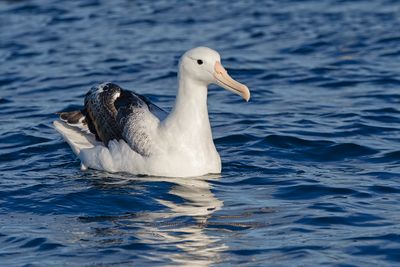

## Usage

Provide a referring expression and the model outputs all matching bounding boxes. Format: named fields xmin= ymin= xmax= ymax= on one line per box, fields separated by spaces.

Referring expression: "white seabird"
xmin=53 ymin=47 xmax=250 ymax=177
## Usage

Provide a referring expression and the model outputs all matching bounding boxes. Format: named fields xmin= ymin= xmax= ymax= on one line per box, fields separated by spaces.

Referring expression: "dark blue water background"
xmin=1 ymin=0 xmax=400 ymax=265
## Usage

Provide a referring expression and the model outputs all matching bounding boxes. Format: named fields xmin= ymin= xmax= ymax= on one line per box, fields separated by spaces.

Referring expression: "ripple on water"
xmin=1 ymin=0 xmax=400 ymax=265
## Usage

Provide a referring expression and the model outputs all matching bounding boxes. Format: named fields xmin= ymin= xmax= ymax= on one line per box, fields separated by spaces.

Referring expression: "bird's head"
xmin=179 ymin=47 xmax=250 ymax=102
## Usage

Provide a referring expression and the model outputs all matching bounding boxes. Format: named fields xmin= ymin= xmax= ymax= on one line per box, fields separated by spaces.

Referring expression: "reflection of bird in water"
xmin=134 ymin=175 xmax=227 ymax=266
xmin=157 ymin=175 xmax=222 ymax=217
xmin=80 ymin=174 xmax=227 ymax=266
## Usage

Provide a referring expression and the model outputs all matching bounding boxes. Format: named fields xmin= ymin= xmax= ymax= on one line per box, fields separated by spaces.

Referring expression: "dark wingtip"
xmin=58 ymin=110 xmax=85 ymax=124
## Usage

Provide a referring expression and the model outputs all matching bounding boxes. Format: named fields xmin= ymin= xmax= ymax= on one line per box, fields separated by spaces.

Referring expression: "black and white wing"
xmin=58 ymin=82 xmax=167 ymax=157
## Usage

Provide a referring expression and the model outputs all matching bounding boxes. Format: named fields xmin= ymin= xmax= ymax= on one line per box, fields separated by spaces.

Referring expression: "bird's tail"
xmin=53 ymin=109 xmax=103 ymax=170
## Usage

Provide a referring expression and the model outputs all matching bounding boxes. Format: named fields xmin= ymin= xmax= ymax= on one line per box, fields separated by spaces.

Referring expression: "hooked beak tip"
xmin=244 ymin=92 xmax=250 ymax=102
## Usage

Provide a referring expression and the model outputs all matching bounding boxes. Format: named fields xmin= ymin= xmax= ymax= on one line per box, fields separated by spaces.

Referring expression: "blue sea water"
xmin=1 ymin=0 xmax=400 ymax=265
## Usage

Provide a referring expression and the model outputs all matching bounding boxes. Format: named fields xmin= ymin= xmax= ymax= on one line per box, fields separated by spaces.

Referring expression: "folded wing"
xmin=57 ymin=82 xmax=168 ymax=157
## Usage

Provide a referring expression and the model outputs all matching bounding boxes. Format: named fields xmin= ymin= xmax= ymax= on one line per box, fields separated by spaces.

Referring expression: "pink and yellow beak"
xmin=214 ymin=61 xmax=250 ymax=102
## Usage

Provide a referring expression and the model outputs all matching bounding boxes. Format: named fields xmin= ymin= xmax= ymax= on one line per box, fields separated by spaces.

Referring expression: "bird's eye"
xmin=197 ymin=59 xmax=203 ymax=65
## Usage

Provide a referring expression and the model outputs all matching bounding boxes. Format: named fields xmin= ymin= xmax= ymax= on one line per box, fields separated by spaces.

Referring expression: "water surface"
xmin=1 ymin=0 xmax=400 ymax=266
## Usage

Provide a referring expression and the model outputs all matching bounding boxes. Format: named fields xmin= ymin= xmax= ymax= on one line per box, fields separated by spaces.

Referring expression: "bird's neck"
xmin=165 ymin=75 xmax=212 ymax=139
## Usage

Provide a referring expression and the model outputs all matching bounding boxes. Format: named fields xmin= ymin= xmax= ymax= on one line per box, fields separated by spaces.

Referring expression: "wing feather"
xmin=84 ymin=83 xmax=123 ymax=144
xmin=81 ymin=82 xmax=167 ymax=156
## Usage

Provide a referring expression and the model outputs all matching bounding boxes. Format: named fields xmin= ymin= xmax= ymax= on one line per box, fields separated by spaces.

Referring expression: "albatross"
xmin=53 ymin=47 xmax=250 ymax=177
